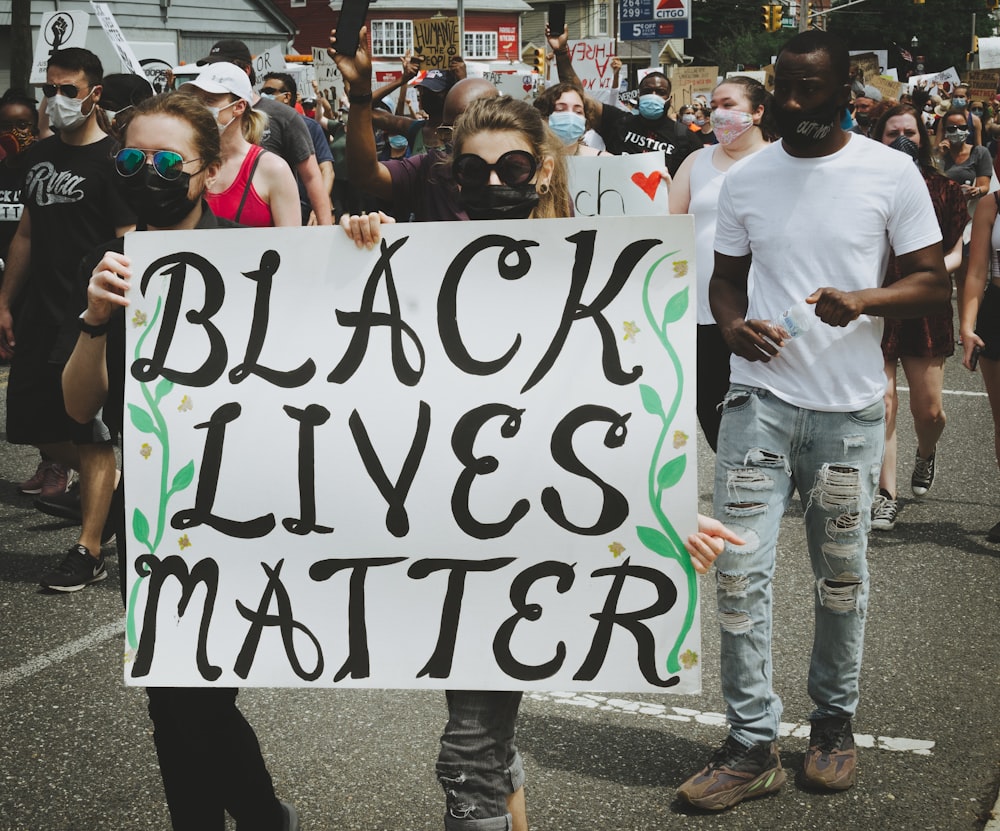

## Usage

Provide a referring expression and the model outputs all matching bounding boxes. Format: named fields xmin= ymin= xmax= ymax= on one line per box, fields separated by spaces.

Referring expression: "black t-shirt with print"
xmin=17 ymin=134 xmax=134 ymax=338
xmin=598 ymin=106 xmax=702 ymax=176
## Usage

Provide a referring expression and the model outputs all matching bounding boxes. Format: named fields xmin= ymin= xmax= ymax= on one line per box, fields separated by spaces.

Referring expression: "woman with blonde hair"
xmin=181 ymin=62 xmax=301 ymax=227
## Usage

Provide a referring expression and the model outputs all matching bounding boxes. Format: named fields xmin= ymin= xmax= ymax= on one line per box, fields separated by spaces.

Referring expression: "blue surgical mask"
xmin=548 ymin=110 xmax=586 ymax=145
xmin=388 ymin=134 xmax=409 ymax=150
xmin=638 ymin=93 xmax=666 ymax=121
xmin=952 ymin=97 xmax=967 ymax=108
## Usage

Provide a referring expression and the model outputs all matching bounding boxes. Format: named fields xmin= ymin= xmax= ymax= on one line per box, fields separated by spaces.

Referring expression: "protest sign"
xmin=967 ymin=69 xmax=1000 ymax=101
xmin=866 ymin=74 xmax=904 ymax=103
xmin=908 ymin=67 xmax=961 ymax=96
xmin=567 ymin=153 xmax=668 ymax=217
xmin=979 ymin=38 xmax=1000 ymax=71
xmin=253 ymin=45 xmax=287 ymax=79
xmin=669 ymin=66 xmax=717 ymax=106
xmin=31 ymin=11 xmax=90 ymax=84
xmin=312 ymin=47 xmax=342 ymax=86
xmin=413 ymin=17 xmax=460 ymax=70
xmin=567 ymin=39 xmax=618 ymax=92
xmin=90 ymin=2 xmax=145 ymax=76
xmin=121 ymin=218 xmax=700 ymax=692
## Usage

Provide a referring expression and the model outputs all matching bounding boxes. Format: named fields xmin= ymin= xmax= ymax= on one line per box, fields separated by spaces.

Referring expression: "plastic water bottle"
xmin=776 ymin=299 xmax=814 ymax=339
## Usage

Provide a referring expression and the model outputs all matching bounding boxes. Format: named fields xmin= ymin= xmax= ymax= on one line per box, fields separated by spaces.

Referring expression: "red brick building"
xmin=275 ymin=0 xmax=531 ymax=61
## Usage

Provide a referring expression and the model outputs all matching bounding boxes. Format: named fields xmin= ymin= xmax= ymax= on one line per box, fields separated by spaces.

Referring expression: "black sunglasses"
xmin=115 ymin=147 xmax=201 ymax=181
xmin=453 ymin=150 xmax=537 ymax=189
xmin=260 ymin=86 xmax=288 ymax=96
xmin=42 ymin=83 xmax=87 ymax=99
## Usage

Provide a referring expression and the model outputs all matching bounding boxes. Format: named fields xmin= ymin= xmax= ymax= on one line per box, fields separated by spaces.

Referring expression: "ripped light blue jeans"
xmin=713 ymin=385 xmax=884 ymax=748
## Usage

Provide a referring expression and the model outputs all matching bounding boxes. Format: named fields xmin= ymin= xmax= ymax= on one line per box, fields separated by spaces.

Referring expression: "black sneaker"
xmin=910 ymin=451 xmax=936 ymax=498
xmin=280 ymin=801 xmax=299 ymax=831
xmin=40 ymin=544 xmax=107 ymax=592
xmin=871 ymin=489 xmax=898 ymax=531
xmin=802 ymin=716 xmax=857 ymax=791
xmin=987 ymin=520 xmax=1000 ymax=543
xmin=34 ymin=479 xmax=82 ymax=523
xmin=677 ymin=735 xmax=785 ymax=811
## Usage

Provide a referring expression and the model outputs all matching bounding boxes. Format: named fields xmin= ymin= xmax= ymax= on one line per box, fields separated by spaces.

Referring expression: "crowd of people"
xmin=0 ymin=24 xmax=997 ymax=830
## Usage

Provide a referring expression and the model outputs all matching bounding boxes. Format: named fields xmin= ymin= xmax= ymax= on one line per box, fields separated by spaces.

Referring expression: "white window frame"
xmin=594 ymin=1 xmax=610 ymax=37
xmin=463 ymin=31 xmax=498 ymax=60
xmin=369 ymin=19 xmax=413 ymax=58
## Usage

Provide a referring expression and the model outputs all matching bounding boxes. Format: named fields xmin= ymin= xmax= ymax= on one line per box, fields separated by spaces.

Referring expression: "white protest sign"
xmin=567 ymin=39 xmax=618 ymax=92
xmin=908 ymin=66 xmax=961 ymax=96
xmin=567 ymin=152 xmax=668 ymax=217
xmin=980 ymin=38 xmax=1000 ymax=71
xmin=311 ymin=47 xmax=342 ymax=86
xmin=90 ymin=2 xmax=144 ymax=76
xmin=31 ymin=11 xmax=90 ymax=84
xmin=253 ymin=44 xmax=287 ymax=80
xmin=121 ymin=218 xmax=700 ymax=692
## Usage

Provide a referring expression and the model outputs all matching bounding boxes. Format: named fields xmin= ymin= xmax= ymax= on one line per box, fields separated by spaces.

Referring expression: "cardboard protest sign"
xmin=669 ymin=66 xmax=718 ymax=106
xmin=966 ymin=69 xmax=1000 ymax=101
xmin=849 ymin=52 xmax=881 ymax=82
xmin=31 ymin=11 xmax=90 ymax=84
xmin=866 ymin=75 xmax=904 ymax=103
xmin=413 ymin=17 xmax=460 ymax=70
xmin=567 ymin=153 xmax=668 ymax=217
xmin=121 ymin=218 xmax=701 ymax=692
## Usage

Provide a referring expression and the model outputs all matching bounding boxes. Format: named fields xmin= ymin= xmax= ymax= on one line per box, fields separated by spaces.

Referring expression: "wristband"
xmin=349 ymin=92 xmax=373 ymax=105
xmin=78 ymin=312 xmax=110 ymax=338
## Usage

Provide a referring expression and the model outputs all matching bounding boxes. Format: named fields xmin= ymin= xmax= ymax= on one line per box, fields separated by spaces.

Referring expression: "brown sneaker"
xmin=802 ymin=716 xmax=857 ymax=790
xmin=677 ymin=736 xmax=786 ymax=811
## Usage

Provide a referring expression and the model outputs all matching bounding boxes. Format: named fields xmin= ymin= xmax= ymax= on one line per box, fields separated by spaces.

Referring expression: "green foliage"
xmin=685 ymin=0 xmax=997 ymax=77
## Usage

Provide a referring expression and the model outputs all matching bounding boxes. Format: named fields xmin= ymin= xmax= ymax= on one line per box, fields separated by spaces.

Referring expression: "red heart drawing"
xmin=631 ymin=171 xmax=661 ymax=201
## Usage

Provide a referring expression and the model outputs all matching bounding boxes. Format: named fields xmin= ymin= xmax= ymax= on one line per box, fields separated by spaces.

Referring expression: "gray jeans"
xmin=436 ymin=691 xmax=525 ymax=831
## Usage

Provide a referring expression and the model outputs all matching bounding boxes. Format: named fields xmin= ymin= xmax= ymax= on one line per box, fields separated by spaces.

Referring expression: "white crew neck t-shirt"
xmin=714 ymin=133 xmax=942 ymax=412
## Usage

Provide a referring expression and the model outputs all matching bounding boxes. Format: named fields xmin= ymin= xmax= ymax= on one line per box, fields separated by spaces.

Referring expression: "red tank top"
xmin=205 ymin=144 xmax=274 ymax=227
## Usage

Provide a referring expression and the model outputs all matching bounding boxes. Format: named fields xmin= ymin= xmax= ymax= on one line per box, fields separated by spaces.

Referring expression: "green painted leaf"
xmin=636 ymin=525 xmax=677 ymax=558
xmin=154 ymin=378 xmax=174 ymax=402
xmin=657 ymin=455 xmax=687 ymax=490
xmin=128 ymin=404 xmax=157 ymax=434
xmin=171 ymin=460 xmax=195 ymax=492
xmin=133 ymin=508 xmax=150 ymax=548
xmin=662 ymin=286 xmax=690 ymax=325
xmin=639 ymin=384 xmax=664 ymax=416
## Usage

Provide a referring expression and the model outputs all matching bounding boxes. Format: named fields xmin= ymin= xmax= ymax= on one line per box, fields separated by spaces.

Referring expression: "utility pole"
xmin=799 ymin=0 xmax=811 ymax=32
xmin=11 ymin=0 xmax=32 ymax=92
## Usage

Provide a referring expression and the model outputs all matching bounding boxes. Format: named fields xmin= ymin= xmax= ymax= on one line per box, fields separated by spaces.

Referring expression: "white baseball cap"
xmin=181 ymin=62 xmax=253 ymax=104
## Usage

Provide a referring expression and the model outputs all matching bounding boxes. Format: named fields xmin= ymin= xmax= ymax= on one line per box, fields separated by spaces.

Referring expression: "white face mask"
xmin=711 ymin=108 xmax=755 ymax=145
xmin=48 ymin=88 xmax=96 ymax=132
xmin=207 ymin=100 xmax=239 ymax=135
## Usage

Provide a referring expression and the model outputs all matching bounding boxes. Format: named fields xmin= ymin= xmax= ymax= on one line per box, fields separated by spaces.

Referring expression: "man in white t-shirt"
xmin=677 ymin=30 xmax=950 ymax=812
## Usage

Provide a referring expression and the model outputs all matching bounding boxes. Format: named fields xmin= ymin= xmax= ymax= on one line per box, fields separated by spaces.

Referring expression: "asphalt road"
xmin=1 ymin=346 xmax=998 ymax=831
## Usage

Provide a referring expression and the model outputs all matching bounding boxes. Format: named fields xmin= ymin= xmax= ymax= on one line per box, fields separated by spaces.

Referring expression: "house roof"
xmin=326 ymin=0 xmax=532 ymax=11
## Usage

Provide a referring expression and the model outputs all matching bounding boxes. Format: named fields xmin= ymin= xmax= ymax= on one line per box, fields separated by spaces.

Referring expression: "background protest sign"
xmin=121 ymin=217 xmax=700 ymax=692
xmin=413 ymin=16 xmax=460 ymax=70
xmin=567 ymin=152 xmax=668 ymax=217
xmin=31 ymin=11 xmax=90 ymax=84
xmin=567 ymin=39 xmax=617 ymax=91
xmin=90 ymin=2 xmax=144 ymax=76
xmin=669 ymin=65 xmax=717 ymax=106
xmin=967 ymin=69 xmax=1000 ymax=101
xmin=908 ymin=66 xmax=961 ymax=96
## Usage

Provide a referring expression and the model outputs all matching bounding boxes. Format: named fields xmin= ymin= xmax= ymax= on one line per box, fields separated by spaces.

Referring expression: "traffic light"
xmin=532 ymin=47 xmax=546 ymax=74
xmin=761 ymin=4 xmax=774 ymax=30
xmin=761 ymin=4 xmax=781 ymax=32
xmin=913 ymin=0 xmax=925 ymax=4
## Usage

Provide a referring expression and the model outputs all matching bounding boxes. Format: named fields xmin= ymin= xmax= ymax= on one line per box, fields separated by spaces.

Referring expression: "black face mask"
xmin=459 ymin=184 xmax=539 ymax=220
xmin=889 ymin=134 xmax=920 ymax=165
xmin=775 ymin=95 xmax=842 ymax=149
xmin=117 ymin=165 xmax=199 ymax=227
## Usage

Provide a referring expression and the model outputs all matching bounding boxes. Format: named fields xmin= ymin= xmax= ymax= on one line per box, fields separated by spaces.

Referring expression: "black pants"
xmin=696 ymin=323 xmax=732 ymax=453
xmin=146 ymin=687 xmax=282 ymax=831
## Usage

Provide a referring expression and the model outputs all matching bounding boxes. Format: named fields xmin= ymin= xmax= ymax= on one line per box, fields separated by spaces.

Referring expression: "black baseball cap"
xmin=198 ymin=39 xmax=252 ymax=66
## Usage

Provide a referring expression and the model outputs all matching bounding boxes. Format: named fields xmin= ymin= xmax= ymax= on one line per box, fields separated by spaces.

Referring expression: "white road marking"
xmin=527 ymin=691 xmax=935 ymax=756
xmin=900 ymin=386 xmax=988 ymax=398
xmin=0 ymin=618 xmax=124 ymax=689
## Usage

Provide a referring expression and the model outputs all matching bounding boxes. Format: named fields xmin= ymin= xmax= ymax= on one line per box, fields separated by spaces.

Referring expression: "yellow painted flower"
xmin=673 ymin=430 xmax=688 ymax=449
xmin=132 ymin=309 xmax=148 ymax=327
xmin=680 ymin=649 xmax=698 ymax=670
xmin=608 ymin=541 xmax=626 ymax=558
xmin=178 ymin=395 xmax=193 ymax=412
xmin=622 ymin=321 xmax=640 ymax=342
xmin=140 ymin=443 xmax=152 ymax=459
xmin=673 ymin=260 xmax=688 ymax=278
xmin=178 ymin=534 xmax=192 ymax=550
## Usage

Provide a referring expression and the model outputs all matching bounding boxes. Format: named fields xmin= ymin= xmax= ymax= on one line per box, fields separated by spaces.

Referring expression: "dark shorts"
xmin=976 ymin=282 xmax=1000 ymax=361
xmin=6 ymin=345 xmax=110 ymax=446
